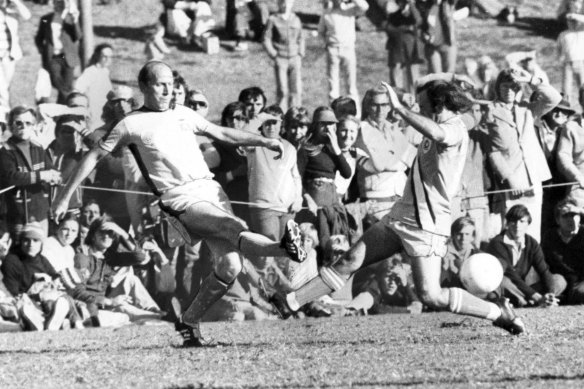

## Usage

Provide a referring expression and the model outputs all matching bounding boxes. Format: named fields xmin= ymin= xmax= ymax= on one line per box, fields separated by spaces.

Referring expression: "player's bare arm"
xmin=203 ymin=123 xmax=284 ymax=159
xmin=381 ymin=81 xmax=446 ymax=142
xmin=52 ymin=147 xmax=110 ymax=222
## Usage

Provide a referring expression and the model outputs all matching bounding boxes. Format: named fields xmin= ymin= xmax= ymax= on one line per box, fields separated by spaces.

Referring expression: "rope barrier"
xmin=457 ymin=181 xmax=579 ymax=201
xmin=0 ymin=185 xmax=15 ymax=195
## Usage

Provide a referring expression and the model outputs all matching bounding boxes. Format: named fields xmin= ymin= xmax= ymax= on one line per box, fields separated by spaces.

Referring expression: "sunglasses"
xmin=189 ymin=101 xmax=208 ymax=108
xmin=231 ymin=114 xmax=246 ymax=121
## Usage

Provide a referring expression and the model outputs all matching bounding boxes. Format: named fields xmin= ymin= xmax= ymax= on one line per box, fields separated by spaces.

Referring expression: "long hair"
xmin=220 ymin=101 xmax=247 ymax=127
xmin=88 ymin=43 xmax=113 ymax=66
xmin=417 ymin=80 xmax=473 ymax=114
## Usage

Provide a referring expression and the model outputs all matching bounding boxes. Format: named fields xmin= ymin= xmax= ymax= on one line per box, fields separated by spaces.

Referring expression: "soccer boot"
xmin=493 ymin=297 xmax=525 ymax=335
xmin=175 ymin=319 xmax=207 ymax=348
xmin=269 ymin=292 xmax=293 ymax=319
xmin=280 ymin=220 xmax=307 ymax=263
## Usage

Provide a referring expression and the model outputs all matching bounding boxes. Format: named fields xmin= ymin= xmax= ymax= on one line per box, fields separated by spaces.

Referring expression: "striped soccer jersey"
xmin=98 ymin=105 xmax=214 ymax=194
xmin=389 ymin=114 xmax=468 ymax=236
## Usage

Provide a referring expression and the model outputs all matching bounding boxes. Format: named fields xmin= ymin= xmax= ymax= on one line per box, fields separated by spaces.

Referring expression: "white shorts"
xmin=383 ymin=218 xmax=448 ymax=258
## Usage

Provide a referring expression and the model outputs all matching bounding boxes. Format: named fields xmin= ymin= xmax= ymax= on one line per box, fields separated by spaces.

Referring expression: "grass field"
xmin=2 ymin=306 xmax=584 ymax=388
xmin=1 ymin=0 xmax=581 ymax=388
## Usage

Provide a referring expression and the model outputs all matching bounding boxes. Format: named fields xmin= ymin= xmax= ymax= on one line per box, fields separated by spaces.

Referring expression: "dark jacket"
xmin=0 ymin=137 xmax=52 ymax=226
xmin=34 ymin=13 xmax=82 ymax=70
xmin=1 ymin=249 xmax=57 ymax=296
xmin=487 ymin=232 xmax=555 ymax=299
xmin=541 ymin=228 xmax=584 ymax=286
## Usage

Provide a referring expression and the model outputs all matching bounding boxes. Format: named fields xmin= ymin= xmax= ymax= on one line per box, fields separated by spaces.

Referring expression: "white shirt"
xmin=42 ymin=236 xmax=75 ymax=273
xmin=99 ymin=105 xmax=213 ymax=193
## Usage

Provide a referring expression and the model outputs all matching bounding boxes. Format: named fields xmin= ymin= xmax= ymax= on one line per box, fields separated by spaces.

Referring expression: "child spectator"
xmin=557 ymin=15 xmax=584 ymax=104
xmin=263 ymin=0 xmax=304 ymax=111
xmin=486 ymin=205 xmax=567 ymax=308
xmin=282 ymin=106 xmax=310 ymax=149
xmin=319 ymin=0 xmax=368 ymax=108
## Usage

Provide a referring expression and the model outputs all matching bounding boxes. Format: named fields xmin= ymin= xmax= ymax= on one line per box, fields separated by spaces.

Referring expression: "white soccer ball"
xmin=459 ymin=253 xmax=504 ymax=296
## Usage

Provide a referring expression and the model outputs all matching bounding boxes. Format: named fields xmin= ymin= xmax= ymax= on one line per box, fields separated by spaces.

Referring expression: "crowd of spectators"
xmin=0 ymin=0 xmax=584 ymax=332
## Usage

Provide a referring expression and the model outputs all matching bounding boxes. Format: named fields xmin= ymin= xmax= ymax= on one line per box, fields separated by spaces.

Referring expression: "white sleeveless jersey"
xmin=389 ymin=115 xmax=468 ymax=236
xmin=98 ymin=105 xmax=214 ymax=194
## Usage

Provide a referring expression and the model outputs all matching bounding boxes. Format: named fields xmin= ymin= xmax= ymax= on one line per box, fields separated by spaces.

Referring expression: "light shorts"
xmin=159 ymin=179 xmax=246 ymax=242
xmin=383 ymin=218 xmax=448 ymax=258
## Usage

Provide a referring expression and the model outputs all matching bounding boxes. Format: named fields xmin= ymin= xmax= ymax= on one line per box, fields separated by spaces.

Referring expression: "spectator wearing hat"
xmin=74 ymin=44 xmax=114 ymax=131
xmin=186 ymin=89 xmax=210 ymax=118
xmin=354 ymin=85 xmax=416 ymax=220
xmin=487 ymin=204 xmax=567 ymax=308
xmin=1 ymin=222 xmax=81 ymax=330
xmin=0 ymin=106 xmax=60 ymax=236
xmin=536 ymin=97 xmax=576 ymax=235
xmin=486 ymin=67 xmax=562 ymax=242
xmin=557 ymin=84 xmax=584 ymax=204
xmin=297 ymin=106 xmax=352 ymax=218
xmin=542 ymin=197 xmax=584 ymax=304
xmin=243 ymin=107 xmax=303 ymax=243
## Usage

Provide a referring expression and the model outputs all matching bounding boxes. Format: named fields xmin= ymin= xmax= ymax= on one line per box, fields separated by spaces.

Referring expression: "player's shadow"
xmin=94 ymin=25 xmax=149 ymax=41
xmin=511 ymin=17 xmax=566 ymax=40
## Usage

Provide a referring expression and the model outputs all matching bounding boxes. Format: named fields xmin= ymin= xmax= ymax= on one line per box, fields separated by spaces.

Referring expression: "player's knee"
xmin=337 ymin=250 xmax=364 ymax=274
xmin=214 ymin=254 xmax=243 ymax=283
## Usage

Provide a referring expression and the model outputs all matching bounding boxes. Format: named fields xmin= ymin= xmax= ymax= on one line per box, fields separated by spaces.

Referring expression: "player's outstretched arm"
xmin=52 ymin=147 xmax=109 ymax=222
xmin=381 ymin=82 xmax=446 ymax=142
xmin=204 ymin=123 xmax=284 ymax=159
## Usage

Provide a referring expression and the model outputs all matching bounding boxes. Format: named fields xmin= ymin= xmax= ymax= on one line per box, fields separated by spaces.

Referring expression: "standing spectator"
xmin=297 ymin=106 xmax=352 ymax=216
xmin=557 ymin=84 xmax=584 ymax=203
xmin=354 ymin=85 xmax=416 ymax=220
xmin=74 ymin=44 xmax=114 ymax=130
xmin=282 ymin=106 xmax=310 ymax=149
xmin=239 ymin=86 xmax=266 ymax=132
xmin=558 ymin=13 xmax=584 ymax=105
xmin=0 ymin=107 xmax=60 ymax=236
xmin=541 ymin=197 xmax=584 ymax=304
xmin=487 ymin=205 xmax=567 ymax=308
xmin=0 ymin=0 xmax=30 ymax=111
xmin=263 ymin=0 xmax=305 ymax=111
xmin=487 ymin=67 xmax=562 ymax=241
xmin=418 ymin=0 xmax=466 ymax=74
xmin=385 ymin=0 xmax=423 ymax=93
xmin=34 ymin=0 xmax=82 ymax=104
xmin=319 ymin=0 xmax=368 ymax=108
xmin=185 ymin=89 xmax=209 ymax=118
xmin=245 ymin=109 xmax=303 ymax=242
xmin=172 ymin=70 xmax=188 ymax=106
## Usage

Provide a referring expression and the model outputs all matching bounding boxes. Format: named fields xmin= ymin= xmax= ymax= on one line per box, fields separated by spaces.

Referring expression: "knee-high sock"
xmin=448 ymin=288 xmax=501 ymax=321
xmin=238 ymin=231 xmax=284 ymax=258
xmin=183 ymin=272 xmax=233 ymax=325
xmin=291 ymin=267 xmax=347 ymax=309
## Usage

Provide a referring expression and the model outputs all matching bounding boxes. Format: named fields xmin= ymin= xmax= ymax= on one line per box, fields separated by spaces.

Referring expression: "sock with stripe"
xmin=290 ymin=266 xmax=347 ymax=309
xmin=448 ymin=288 xmax=502 ymax=321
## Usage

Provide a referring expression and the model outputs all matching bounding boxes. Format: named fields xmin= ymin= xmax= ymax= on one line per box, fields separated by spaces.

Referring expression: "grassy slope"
xmin=13 ymin=0 xmax=563 ymax=123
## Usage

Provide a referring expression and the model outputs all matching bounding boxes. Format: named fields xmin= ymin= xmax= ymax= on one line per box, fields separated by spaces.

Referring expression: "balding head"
xmin=138 ymin=61 xmax=174 ymax=111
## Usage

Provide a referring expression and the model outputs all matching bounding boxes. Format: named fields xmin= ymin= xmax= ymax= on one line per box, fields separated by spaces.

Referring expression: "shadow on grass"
xmin=511 ymin=17 xmax=566 ymax=40
xmin=94 ymin=24 xmax=150 ymax=41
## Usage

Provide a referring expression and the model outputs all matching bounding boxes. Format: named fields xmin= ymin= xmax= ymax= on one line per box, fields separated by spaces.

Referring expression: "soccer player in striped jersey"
xmin=52 ymin=61 xmax=307 ymax=347
xmin=275 ymin=80 xmax=525 ymax=335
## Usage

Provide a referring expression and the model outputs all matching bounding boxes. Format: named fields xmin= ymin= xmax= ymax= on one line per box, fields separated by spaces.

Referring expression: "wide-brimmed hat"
xmin=107 ymin=85 xmax=133 ymax=101
xmin=554 ymin=98 xmax=576 ymax=116
xmin=556 ymin=198 xmax=584 ymax=217
xmin=20 ymin=222 xmax=45 ymax=241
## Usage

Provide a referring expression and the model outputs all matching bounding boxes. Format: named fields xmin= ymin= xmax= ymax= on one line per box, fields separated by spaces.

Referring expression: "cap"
xmin=556 ymin=198 xmax=584 ymax=217
xmin=554 ymin=98 xmax=576 ymax=116
xmin=20 ymin=222 xmax=45 ymax=241
xmin=312 ymin=108 xmax=338 ymax=124
xmin=257 ymin=112 xmax=282 ymax=123
xmin=107 ymin=85 xmax=133 ymax=102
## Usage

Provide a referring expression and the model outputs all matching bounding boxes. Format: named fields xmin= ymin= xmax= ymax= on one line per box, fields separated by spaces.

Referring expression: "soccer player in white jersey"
xmin=52 ymin=61 xmax=307 ymax=346
xmin=274 ymin=80 xmax=526 ymax=335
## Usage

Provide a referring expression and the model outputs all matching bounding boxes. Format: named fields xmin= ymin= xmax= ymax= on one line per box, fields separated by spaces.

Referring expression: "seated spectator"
xmin=42 ymin=212 xmax=79 ymax=273
xmin=288 ymin=222 xmax=319 ymax=290
xmin=441 ymin=216 xmax=481 ymax=290
xmin=70 ymin=217 xmax=164 ymax=324
xmin=226 ymin=0 xmax=270 ymax=51
xmin=201 ymin=257 xmax=278 ymax=322
xmin=486 ymin=205 xmax=567 ymax=308
xmin=0 ymin=221 xmax=21 ymax=332
xmin=1 ymin=222 xmax=82 ymax=330
xmin=347 ymin=255 xmax=421 ymax=315
xmin=282 ymin=106 xmax=310 ymax=149
xmin=541 ymin=198 xmax=584 ymax=304
xmin=77 ymin=199 xmax=101 ymax=253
